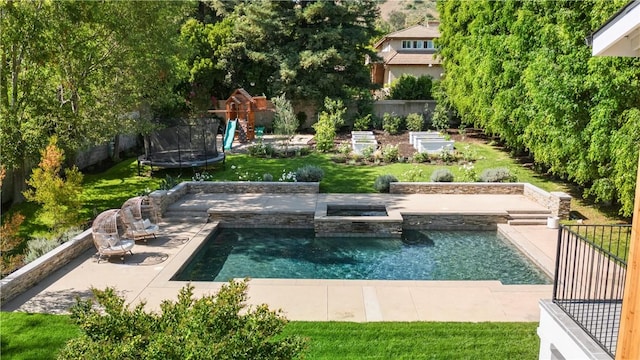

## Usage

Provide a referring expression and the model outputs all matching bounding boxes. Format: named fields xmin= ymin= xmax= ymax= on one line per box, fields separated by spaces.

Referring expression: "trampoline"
xmin=137 ymin=118 xmax=225 ymax=174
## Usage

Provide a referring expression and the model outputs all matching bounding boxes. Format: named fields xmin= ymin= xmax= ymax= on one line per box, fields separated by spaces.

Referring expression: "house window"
xmin=401 ymin=39 xmax=436 ymax=50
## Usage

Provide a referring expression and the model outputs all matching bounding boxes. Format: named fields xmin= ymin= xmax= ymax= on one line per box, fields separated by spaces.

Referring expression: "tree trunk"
xmin=10 ymin=163 xmax=27 ymax=205
xmin=112 ymin=134 xmax=121 ymax=162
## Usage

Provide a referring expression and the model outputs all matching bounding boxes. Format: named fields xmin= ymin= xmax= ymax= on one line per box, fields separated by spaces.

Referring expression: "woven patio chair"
xmin=121 ymin=196 xmax=159 ymax=242
xmin=91 ymin=209 xmax=134 ymax=263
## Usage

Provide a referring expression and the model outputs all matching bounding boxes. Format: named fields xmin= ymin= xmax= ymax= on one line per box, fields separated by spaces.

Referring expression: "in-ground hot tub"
xmin=315 ymin=203 xmax=402 ymax=238
xmin=326 ymin=204 xmax=388 ymax=217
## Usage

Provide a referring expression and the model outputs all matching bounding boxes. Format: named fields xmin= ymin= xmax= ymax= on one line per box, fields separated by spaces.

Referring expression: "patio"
xmin=3 ymin=192 xmax=558 ymax=322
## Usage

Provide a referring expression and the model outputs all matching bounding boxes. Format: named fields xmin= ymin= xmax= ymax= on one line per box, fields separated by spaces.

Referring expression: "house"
xmin=537 ymin=1 xmax=640 ymax=359
xmin=368 ymin=22 xmax=442 ymax=87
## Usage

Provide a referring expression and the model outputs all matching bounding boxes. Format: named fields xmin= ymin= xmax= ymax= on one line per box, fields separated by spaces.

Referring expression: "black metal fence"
xmin=553 ymin=224 xmax=631 ymax=358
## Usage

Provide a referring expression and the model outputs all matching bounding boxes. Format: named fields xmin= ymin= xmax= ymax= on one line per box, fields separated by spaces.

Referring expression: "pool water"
xmin=174 ymin=228 xmax=551 ymax=284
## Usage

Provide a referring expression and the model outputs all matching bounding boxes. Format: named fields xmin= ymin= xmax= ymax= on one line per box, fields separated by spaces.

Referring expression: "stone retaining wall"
xmin=0 ymin=230 xmax=94 ymax=306
xmin=391 ymin=182 xmax=571 ymax=219
xmin=391 ymin=182 xmax=524 ymax=195
xmin=149 ymin=181 xmax=319 ymax=221
xmin=315 ymin=218 xmax=403 ymax=238
xmin=211 ymin=212 xmax=314 ymax=229
xmin=402 ymin=213 xmax=508 ymax=230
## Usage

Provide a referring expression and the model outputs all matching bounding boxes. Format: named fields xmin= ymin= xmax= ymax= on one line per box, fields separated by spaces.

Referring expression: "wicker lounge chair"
xmin=121 ymin=196 xmax=160 ymax=242
xmin=91 ymin=209 xmax=134 ymax=263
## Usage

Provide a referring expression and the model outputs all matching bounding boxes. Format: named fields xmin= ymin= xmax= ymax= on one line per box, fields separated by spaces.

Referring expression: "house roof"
xmin=590 ymin=0 xmax=640 ymax=56
xmin=385 ymin=52 xmax=441 ymax=65
xmin=374 ymin=23 xmax=440 ymax=49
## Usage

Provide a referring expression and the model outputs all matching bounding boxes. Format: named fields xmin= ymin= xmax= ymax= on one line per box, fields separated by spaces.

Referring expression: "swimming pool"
xmin=174 ymin=228 xmax=551 ymax=284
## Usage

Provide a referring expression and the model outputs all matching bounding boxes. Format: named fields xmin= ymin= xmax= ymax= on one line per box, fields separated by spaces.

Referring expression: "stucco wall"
xmin=372 ymin=100 xmax=436 ymax=120
xmin=386 ymin=65 xmax=444 ymax=84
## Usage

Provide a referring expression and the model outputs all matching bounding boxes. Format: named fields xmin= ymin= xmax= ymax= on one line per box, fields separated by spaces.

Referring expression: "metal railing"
xmin=553 ymin=224 xmax=631 ymax=358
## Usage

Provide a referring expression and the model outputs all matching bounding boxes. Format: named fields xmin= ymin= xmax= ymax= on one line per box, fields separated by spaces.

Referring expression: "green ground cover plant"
xmin=1 ymin=312 xmax=538 ymax=360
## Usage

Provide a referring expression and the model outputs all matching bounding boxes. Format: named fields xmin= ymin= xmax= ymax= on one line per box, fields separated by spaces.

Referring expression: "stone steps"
xmin=507 ymin=209 xmax=552 ymax=226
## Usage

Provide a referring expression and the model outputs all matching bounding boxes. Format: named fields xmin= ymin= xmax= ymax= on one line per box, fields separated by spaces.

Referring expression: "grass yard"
xmin=5 ymin=137 xmax=624 ymax=243
xmin=283 ymin=322 xmax=539 ymax=360
xmin=0 ymin=312 xmax=81 ymax=360
xmin=0 ymin=312 xmax=538 ymax=360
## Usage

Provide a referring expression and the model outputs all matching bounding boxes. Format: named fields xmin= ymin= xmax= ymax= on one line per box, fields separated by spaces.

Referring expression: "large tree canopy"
xmin=1 ymin=0 xmax=190 ymax=202
xmin=183 ymin=0 xmax=379 ymax=105
xmin=1 ymin=0 xmax=189 ymax=169
xmin=437 ymin=0 xmax=640 ymax=216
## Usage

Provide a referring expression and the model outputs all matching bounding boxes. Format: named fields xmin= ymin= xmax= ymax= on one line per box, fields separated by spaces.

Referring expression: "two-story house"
xmin=368 ymin=22 xmax=442 ymax=87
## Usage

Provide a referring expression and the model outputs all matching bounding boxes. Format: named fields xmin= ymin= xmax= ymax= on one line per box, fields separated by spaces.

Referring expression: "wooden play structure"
xmin=210 ymin=88 xmax=268 ymax=144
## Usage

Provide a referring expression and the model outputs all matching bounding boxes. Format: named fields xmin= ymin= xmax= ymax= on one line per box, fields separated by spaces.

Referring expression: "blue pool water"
xmin=174 ymin=228 xmax=551 ymax=284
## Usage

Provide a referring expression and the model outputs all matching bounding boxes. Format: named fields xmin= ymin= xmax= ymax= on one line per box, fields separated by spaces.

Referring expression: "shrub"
xmin=381 ymin=144 xmax=399 ymax=163
xmin=382 ymin=112 xmax=403 ymax=135
xmin=374 ymin=174 xmax=398 ymax=193
xmin=389 ymin=74 xmax=433 ymax=100
xmin=294 ymin=165 xmax=324 ymax=182
xmin=248 ymin=142 xmax=276 ymax=157
xmin=479 ymin=167 xmax=517 ymax=182
xmin=337 ymin=142 xmax=352 ymax=156
xmin=313 ymin=98 xmax=346 ymax=152
xmin=58 ymin=280 xmax=308 ymax=359
xmin=159 ymin=174 xmax=181 ymax=190
xmin=402 ymin=167 xmax=425 ymax=182
xmin=23 ymin=136 xmax=83 ymax=232
xmin=24 ymin=237 xmax=61 ymax=264
xmin=430 ymin=169 xmax=454 ymax=182
xmin=353 ymin=114 xmax=372 ymax=131
xmin=405 ymin=113 xmax=424 ymax=132
xmin=412 ymin=152 xmax=430 ymax=163
xmin=263 ymin=173 xmax=274 ymax=182
xmin=360 ymin=145 xmax=375 ymax=160
xmin=1 ymin=212 xmax=25 ymax=276
xmin=431 ymin=103 xmax=450 ymax=131
xmin=371 ymin=114 xmax=383 ymax=130
xmin=439 ymin=149 xmax=455 ymax=164
xmin=460 ymin=163 xmax=478 ymax=182
xmin=272 ymin=94 xmax=298 ymax=152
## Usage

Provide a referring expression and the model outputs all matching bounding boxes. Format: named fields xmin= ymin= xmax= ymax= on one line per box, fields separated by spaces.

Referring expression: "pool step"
xmin=507 ymin=210 xmax=552 ymax=226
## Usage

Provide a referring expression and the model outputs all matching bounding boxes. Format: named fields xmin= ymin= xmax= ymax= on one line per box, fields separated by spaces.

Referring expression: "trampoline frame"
xmin=137 ymin=118 xmax=226 ymax=175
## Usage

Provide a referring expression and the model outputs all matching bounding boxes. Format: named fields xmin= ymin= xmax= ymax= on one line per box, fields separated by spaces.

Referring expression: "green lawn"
xmin=0 ymin=312 xmax=81 ymax=360
xmin=5 ymin=137 xmax=623 ymax=241
xmin=283 ymin=322 xmax=539 ymax=360
xmin=0 ymin=312 xmax=538 ymax=360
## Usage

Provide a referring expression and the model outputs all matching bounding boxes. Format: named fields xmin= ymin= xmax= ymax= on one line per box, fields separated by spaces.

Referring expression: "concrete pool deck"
xmin=3 ymin=193 xmax=558 ymax=322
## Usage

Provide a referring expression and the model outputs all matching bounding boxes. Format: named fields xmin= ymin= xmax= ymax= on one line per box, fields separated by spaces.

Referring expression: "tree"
xmin=23 ymin=137 xmax=83 ymax=233
xmin=389 ymin=74 xmax=434 ymax=100
xmin=313 ymin=97 xmax=346 ymax=152
xmin=58 ymin=280 xmax=308 ymax=359
xmin=213 ymin=0 xmax=379 ymax=104
xmin=437 ymin=0 xmax=640 ymax=216
xmin=1 ymin=1 xmax=190 ymax=202
xmin=272 ymin=94 xmax=298 ymax=153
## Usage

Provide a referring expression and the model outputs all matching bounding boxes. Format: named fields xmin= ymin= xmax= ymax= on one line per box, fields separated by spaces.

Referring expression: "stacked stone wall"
xmin=390 ymin=182 xmax=524 ymax=195
xmin=0 ymin=230 xmax=93 ymax=305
